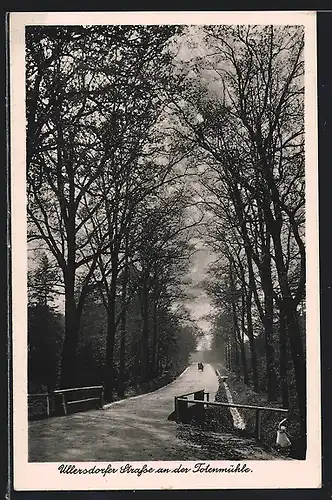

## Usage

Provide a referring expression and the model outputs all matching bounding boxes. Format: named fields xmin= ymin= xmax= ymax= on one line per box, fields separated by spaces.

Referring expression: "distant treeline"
xmin=28 ymin=297 xmax=198 ymax=398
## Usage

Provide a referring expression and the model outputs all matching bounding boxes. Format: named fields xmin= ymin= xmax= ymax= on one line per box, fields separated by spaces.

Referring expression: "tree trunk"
xmin=59 ymin=312 xmax=79 ymax=388
xmin=246 ymin=289 xmax=259 ymax=392
xmin=60 ymin=268 xmax=79 ymax=388
xmin=233 ymin=334 xmax=240 ymax=370
xmin=104 ymin=301 xmax=116 ymax=402
xmin=279 ymin=304 xmax=289 ymax=408
xmin=271 ymin=225 xmax=306 ymax=438
xmin=118 ymin=310 xmax=126 ymax=398
xmin=240 ymin=293 xmax=249 ymax=385
xmin=236 ymin=254 xmax=257 ymax=388
xmin=155 ymin=341 xmax=160 ymax=378
xmin=284 ymin=298 xmax=306 ymax=439
xmin=103 ymin=251 xmax=118 ymax=401
xmin=261 ymin=234 xmax=278 ymax=401
xmin=226 ymin=338 xmax=232 ymax=371
xmin=151 ymin=302 xmax=158 ymax=378
xmin=262 ymin=290 xmax=278 ymax=400
xmin=229 ymin=263 xmax=240 ymax=373
xmin=59 ymin=150 xmax=80 ymax=389
xmin=118 ymin=244 xmax=129 ymax=398
xmin=141 ymin=274 xmax=150 ymax=382
xmin=239 ymin=338 xmax=248 ymax=384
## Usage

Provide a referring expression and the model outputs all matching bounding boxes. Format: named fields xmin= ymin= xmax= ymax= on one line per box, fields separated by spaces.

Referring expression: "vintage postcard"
xmin=10 ymin=10 xmax=321 ymax=491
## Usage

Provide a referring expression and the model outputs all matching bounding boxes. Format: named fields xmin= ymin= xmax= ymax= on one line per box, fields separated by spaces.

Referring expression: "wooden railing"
xmin=28 ymin=385 xmax=104 ymax=420
xmin=28 ymin=393 xmax=52 ymax=418
xmin=174 ymin=390 xmax=289 ymax=441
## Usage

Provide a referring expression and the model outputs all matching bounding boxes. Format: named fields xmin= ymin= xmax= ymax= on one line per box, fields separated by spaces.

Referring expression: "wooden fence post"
xmin=46 ymin=395 xmax=50 ymax=417
xmin=194 ymin=390 xmax=204 ymax=401
xmin=61 ymin=393 xmax=67 ymax=415
xmin=194 ymin=391 xmax=205 ymax=424
xmin=100 ymin=387 xmax=105 ymax=409
xmin=174 ymin=397 xmax=179 ymax=422
xmin=177 ymin=397 xmax=188 ymax=423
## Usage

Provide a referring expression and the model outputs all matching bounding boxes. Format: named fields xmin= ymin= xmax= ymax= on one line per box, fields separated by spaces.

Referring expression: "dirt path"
xmin=29 ymin=363 xmax=280 ymax=462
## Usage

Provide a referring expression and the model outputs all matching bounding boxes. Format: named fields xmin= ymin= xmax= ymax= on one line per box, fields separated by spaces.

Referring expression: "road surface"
xmin=29 ymin=363 xmax=279 ymax=462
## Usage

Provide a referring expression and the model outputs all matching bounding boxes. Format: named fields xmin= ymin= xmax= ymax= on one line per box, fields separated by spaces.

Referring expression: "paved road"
xmin=29 ymin=363 xmax=278 ymax=462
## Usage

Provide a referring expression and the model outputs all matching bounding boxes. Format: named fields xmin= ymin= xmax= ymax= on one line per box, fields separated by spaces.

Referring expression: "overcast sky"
xmin=184 ymin=238 xmax=217 ymax=349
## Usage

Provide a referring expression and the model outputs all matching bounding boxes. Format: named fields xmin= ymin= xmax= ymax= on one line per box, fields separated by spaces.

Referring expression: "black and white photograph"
xmin=10 ymin=11 xmax=320 ymax=490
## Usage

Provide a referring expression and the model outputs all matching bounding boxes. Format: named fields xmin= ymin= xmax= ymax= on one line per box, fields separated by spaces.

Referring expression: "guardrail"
xmin=28 ymin=385 xmax=104 ymax=420
xmin=174 ymin=389 xmax=209 ymax=426
xmin=28 ymin=393 xmax=52 ymax=417
xmin=174 ymin=390 xmax=289 ymax=441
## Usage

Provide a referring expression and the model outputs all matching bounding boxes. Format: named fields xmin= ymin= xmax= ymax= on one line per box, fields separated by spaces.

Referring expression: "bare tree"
xmin=26 ymin=25 xmax=183 ymax=388
xmin=173 ymin=25 xmax=305 ymax=435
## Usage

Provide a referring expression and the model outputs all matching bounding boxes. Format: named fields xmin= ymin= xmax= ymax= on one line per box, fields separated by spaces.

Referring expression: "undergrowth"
xmin=208 ymin=371 xmax=306 ymax=460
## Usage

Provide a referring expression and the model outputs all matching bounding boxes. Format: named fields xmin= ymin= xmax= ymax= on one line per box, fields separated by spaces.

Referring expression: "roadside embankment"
xmin=207 ymin=370 xmax=305 ymax=459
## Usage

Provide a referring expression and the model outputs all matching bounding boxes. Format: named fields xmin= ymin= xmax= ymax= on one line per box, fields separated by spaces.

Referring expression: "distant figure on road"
xmin=198 ymin=362 xmax=204 ymax=371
